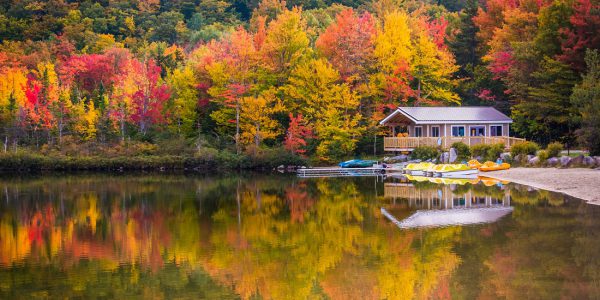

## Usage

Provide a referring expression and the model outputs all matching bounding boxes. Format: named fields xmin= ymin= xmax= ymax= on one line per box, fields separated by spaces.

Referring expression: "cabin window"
xmin=470 ymin=126 xmax=485 ymax=136
xmin=491 ymin=125 xmax=503 ymax=136
xmin=451 ymin=126 xmax=465 ymax=137
xmin=414 ymin=126 xmax=423 ymax=137
xmin=431 ymin=126 xmax=440 ymax=137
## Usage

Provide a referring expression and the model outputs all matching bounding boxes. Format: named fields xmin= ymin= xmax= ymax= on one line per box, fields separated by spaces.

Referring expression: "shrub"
xmin=249 ymin=147 xmax=307 ymax=169
xmin=451 ymin=142 xmax=470 ymax=161
xmin=546 ymin=142 xmax=563 ymax=158
xmin=537 ymin=149 xmax=549 ymax=162
xmin=470 ymin=143 xmax=505 ymax=161
xmin=411 ymin=146 xmax=440 ymax=161
xmin=487 ymin=143 xmax=505 ymax=162
xmin=470 ymin=144 xmax=490 ymax=160
xmin=510 ymin=141 xmax=539 ymax=158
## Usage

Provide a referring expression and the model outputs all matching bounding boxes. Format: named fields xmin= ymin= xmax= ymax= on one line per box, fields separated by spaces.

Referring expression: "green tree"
xmin=571 ymin=49 xmax=600 ymax=155
xmin=512 ymin=57 xmax=578 ymax=145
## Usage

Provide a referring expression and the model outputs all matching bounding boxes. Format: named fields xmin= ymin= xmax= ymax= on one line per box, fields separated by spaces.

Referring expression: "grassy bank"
xmin=0 ymin=148 xmax=307 ymax=172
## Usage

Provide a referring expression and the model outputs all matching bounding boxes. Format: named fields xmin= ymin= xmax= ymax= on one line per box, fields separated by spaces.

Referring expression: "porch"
xmin=383 ymin=136 xmax=526 ymax=152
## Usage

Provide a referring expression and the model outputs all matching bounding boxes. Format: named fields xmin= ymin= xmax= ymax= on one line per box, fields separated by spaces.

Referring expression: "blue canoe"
xmin=339 ymin=159 xmax=377 ymax=168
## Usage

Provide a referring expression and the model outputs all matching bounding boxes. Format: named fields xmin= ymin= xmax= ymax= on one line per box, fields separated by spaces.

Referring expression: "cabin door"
xmin=470 ymin=126 xmax=485 ymax=137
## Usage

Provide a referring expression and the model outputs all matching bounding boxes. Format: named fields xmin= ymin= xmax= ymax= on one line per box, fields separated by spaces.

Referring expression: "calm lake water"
xmin=0 ymin=173 xmax=599 ymax=299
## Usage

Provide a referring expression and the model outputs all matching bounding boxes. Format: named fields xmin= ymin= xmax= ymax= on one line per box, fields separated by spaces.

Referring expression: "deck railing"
xmin=383 ymin=136 xmax=526 ymax=151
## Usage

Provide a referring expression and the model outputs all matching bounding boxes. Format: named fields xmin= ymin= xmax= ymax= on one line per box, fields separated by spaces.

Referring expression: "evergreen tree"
xmin=571 ymin=49 xmax=600 ymax=155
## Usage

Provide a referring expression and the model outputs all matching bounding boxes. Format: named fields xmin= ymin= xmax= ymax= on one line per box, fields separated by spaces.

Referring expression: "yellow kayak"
xmin=404 ymin=162 xmax=435 ymax=171
xmin=468 ymin=159 xmax=482 ymax=169
xmin=478 ymin=161 xmax=511 ymax=172
xmin=404 ymin=162 xmax=435 ymax=176
xmin=405 ymin=175 xmax=430 ymax=182
xmin=479 ymin=177 xmax=511 ymax=186
xmin=436 ymin=164 xmax=472 ymax=172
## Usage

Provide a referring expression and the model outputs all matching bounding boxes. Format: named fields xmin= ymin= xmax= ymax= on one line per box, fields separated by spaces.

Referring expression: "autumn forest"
xmin=0 ymin=0 xmax=599 ymax=165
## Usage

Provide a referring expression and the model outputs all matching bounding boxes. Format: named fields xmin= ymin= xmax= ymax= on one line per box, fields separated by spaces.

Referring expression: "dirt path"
xmin=482 ymin=168 xmax=600 ymax=204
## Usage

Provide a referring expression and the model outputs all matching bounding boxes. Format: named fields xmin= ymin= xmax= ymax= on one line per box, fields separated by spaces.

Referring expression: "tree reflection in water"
xmin=0 ymin=174 xmax=599 ymax=299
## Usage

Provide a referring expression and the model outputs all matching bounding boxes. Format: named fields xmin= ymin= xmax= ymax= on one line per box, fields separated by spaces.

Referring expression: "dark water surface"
xmin=0 ymin=173 xmax=599 ymax=299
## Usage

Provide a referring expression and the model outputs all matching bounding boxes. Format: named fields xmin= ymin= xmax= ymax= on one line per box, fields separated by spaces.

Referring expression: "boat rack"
xmin=296 ymin=167 xmax=387 ymax=178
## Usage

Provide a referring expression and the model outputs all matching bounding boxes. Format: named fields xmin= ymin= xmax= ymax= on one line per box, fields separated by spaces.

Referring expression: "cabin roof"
xmin=380 ymin=106 xmax=513 ymax=125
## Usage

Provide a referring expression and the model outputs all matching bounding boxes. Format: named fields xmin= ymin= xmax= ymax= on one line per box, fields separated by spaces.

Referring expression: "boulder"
xmin=514 ymin=154 xmax=522 ymax=162
xmin=475 ymin=156 xmax=484 ymax=162
xmin=595 ymin=156 xmax=600 ymax=166
xmin=528 ymin=156 xmax=540 ymax=165
xmin=567 ymin=154 xmax=584 ymax=167
xmin=386 ymin=154 xmax=409 ymax=163
xmin=449 ymin=148 xmax=458 ymax=163
xmin=527 ymin=154 xmax=535 ymax=162
xmin=500 ymin=153 xmax=512 ymax=162
xmin=440 ymin=152 xmax=449 ymax=163
xmin=583 ymin=156 xmax=596 ymax=167
xmin=397 ymin=154 xmax=409 ymax=162
xmin=547 ymin=157 xmax=559 ymax=167
xmin=560 ymin=156 xmax=571 ymax=167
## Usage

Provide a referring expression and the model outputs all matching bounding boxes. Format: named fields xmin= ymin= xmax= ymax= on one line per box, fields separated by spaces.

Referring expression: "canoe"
xmin=439 ymin=170 xmax=479 ymax=178
xmin=339 ymin=159 xmax=377 ymax=168
xmin=425 ymin=164 xmax=445 ymax=177
xmin=429 ymin=177 xmax=480 ymax=185
xmin=478 ymin=161 xmax=510 ymax=172
xmin=433 ymin=164 xmax=479 ymax=178
xmin=403 ymin=162 xmax=435 ymax=175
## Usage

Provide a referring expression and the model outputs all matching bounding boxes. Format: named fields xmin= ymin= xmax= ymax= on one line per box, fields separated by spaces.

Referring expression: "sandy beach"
xmin=483 ymin=168 xmax=600 ymax=204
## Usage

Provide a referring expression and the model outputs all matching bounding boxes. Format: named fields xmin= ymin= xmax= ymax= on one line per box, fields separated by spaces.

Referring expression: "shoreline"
xmin=482 ymin=167 xmax=600 ymax=204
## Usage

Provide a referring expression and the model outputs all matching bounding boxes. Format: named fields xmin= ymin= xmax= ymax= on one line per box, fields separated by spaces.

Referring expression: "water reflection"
xmin=0 ymin=174 xmax=598 ymax=299
xmin=382 ymin=176 xmax=512 ymax=228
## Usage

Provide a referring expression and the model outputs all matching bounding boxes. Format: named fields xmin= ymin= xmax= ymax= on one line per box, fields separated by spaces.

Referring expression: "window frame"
xmin=451 ymin=125 xmax=465 ymax=137
xmin=431 ymin=126 xmax=440 ymax=137
xmin=414 ymin=126 xmax=423 ymax=137
xmin=469 ymin=125 xmax=486 ymax=137
xmin=490 ymin=125 xmax=503 ymax=136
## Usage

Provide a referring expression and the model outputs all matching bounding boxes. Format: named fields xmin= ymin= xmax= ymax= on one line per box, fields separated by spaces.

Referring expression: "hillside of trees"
xmin=0 ymin=0 xmax=599 ymax=165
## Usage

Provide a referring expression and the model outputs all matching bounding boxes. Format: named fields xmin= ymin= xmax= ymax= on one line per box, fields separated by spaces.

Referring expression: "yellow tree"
xmin=283 ymin=58 xmax=363 ymax=161
xmin=0 ymin=66 xmax=27 ymax=148
xmin=373 ymin=11 xmax=460 ymax=106
xmin=410 ymin=17 xmax=460 ymax=104
xmin=166 ymin=66 xmax=199 ymax=136
xmin=240 ymin=89 xmax=284 ymax=152
xmin=261 ymin=7 xmax=310 ymax=84
xmin=73 ymin=100 xmax=99 ymax=141
xmin=373 ymin=11 xmax=413 ymax=75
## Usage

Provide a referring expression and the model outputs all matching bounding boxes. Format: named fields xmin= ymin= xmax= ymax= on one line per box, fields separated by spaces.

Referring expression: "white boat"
xmin=409 ymin=170 xmax=426 ymax=176
xmin=436 ymin=169 xmax=479 ymax=178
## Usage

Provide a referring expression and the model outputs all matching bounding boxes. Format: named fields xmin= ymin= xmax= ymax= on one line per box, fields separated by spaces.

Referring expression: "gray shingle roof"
xmin=380 ymin=106 xmax=512 ymax=125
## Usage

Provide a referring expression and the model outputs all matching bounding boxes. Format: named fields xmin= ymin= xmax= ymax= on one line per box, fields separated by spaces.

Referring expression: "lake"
xmin=0 ymin=173 xmax=599 ymax=299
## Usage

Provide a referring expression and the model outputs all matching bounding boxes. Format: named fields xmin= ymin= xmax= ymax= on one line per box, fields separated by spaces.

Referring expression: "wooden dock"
xmin=297 ymin=167 xmax=387 ymax=178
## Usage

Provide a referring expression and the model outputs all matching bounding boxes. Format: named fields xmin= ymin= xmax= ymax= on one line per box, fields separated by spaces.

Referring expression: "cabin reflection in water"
xmin=382 ymin=177 xmax=513 ymax=228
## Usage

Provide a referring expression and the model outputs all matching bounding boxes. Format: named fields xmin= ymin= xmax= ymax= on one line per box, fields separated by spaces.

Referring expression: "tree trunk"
xmin=235 ymin=99 xmax=240 ymax=155
xmin=120 ymin=114 xmax=126 ymax=142
xmin=255 ymin=122 xmax=260 ymax=154
xmin=373 ymin=134 xmax=377 ymax=156
xmin=417 ymin=79 xmax=421 ymax=104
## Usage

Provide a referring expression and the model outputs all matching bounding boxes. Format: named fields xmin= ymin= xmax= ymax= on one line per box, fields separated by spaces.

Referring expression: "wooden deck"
xmin=297 ymin=167 xmax=387 ymax=178
xmin=383 ymin=136 xmax=526 ymax=152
